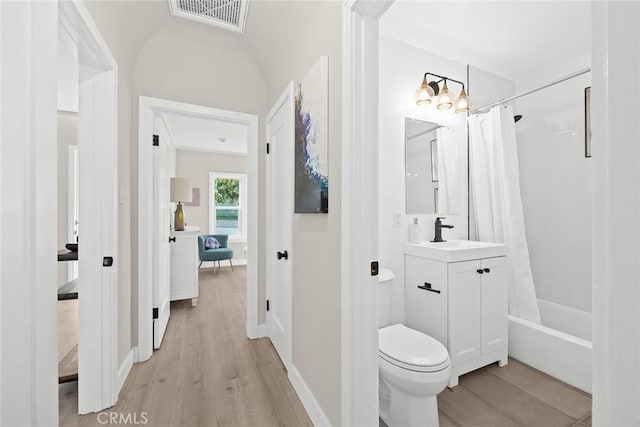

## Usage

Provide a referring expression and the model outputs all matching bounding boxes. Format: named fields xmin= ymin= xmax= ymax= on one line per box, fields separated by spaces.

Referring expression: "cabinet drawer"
xmin=405 ymin=255 xmax=448 ymax=348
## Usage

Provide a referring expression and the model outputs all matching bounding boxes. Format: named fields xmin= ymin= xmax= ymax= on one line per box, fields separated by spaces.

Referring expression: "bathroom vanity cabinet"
xmin=404 ymin=250 xmax=508 ymax=388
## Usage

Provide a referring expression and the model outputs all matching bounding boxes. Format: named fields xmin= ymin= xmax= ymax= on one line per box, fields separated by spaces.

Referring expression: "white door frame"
xmin=137 ymin=96 xmax=260 ymax=362
xmin=60 ymin=0 xmax=120 ymax=414
xmin=341 ymin=1 xmax=393 ymax=426
xmin=0 ymin=0 xmax=119 ymax=423
xmin=0 ymin=2 xmax=59 ymax=424
xmin=265 ymin=82 xmax=294 ymax=371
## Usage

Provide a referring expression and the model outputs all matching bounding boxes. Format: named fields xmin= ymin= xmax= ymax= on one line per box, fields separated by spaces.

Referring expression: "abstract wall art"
xmin=295 ymin=56 xmax=329 ymax=213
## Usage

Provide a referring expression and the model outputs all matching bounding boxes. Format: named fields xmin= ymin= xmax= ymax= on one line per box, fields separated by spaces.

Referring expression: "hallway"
xmin=60 ymin=266 xmax=312 ymax=426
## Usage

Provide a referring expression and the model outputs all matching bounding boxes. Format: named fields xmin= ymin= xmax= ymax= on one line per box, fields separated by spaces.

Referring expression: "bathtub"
xmin=508 ymin=299 xmax=592 ymax=394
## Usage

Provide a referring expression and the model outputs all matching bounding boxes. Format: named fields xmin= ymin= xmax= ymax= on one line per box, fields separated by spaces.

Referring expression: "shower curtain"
xmin=468 ymin=105 xmax=541 ymax=324
xmin=436 ymin=126 xmax=459 ymax=214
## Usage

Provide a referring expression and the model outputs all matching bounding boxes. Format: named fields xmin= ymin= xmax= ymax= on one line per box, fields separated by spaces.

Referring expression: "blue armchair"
xmin=198 ymin=235 xmax=234 ymax=272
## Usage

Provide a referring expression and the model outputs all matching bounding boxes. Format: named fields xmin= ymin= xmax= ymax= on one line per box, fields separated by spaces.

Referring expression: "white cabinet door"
xmin=405 ymin=255 xmax=448 ymax=347
xmin=448 ymin=261 xmax=481 ymax=365
xmin=170 ymin=231 xmax=199 ymax=302
xmin=480 ymin=257 xmax=508 ymax=355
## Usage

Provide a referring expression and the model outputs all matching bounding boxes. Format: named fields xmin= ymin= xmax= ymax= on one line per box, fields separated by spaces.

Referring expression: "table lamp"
xmin=170 ymin=177 xmax=192 ymax=231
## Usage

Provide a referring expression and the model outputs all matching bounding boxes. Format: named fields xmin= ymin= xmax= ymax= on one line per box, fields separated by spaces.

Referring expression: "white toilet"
xmin=378 ymin=269 xmax=451 ymax=427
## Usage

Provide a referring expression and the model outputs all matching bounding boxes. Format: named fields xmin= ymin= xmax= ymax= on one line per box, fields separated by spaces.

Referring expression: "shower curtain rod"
xmin=469 ymin=67 xmax=591 ymax=114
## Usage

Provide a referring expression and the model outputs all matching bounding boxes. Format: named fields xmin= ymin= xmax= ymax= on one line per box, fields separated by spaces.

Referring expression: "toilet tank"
xmin=378 ymin=268 xmax=395 ymax=328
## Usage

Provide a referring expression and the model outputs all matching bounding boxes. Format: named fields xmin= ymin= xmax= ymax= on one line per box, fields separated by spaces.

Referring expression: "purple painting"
xmin=295 ymin=56 xmax=329 ymax=214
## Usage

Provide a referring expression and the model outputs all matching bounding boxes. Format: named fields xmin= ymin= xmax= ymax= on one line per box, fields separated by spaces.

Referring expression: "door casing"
xmin=137 ymin=96 xmax=260 ymax=362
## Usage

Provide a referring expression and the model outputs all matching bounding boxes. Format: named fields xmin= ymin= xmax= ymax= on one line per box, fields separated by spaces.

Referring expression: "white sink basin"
xmin=405 ymin=240 xmax=507 ymax=263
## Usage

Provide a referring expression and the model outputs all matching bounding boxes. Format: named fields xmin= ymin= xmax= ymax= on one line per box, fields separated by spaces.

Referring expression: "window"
xmin=209 ymin=172 xmax=247 ymax=241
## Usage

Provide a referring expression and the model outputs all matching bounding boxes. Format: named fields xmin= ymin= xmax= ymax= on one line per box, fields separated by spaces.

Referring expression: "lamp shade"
xmin=170 ymin=177 xmax=192 ymax=203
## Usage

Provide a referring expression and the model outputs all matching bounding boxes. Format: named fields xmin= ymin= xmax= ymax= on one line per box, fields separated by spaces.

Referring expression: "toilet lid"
xmin=379 ymin=324 xmax=449 ymax=372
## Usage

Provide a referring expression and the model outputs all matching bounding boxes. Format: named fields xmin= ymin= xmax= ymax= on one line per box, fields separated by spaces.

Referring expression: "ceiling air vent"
xmin=168 ymin=0 xmax=249 ymax=34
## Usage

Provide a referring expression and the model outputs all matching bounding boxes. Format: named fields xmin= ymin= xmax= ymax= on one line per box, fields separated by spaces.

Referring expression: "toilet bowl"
xmin=378 ymin=270 xmax=450 ymax=427
xmin=378 ymin=324 xmax=451 ymax=427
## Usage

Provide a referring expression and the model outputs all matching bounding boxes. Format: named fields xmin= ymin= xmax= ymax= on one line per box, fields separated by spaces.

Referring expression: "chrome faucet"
xmin=431 ymin=217 xmax=454 ymax=243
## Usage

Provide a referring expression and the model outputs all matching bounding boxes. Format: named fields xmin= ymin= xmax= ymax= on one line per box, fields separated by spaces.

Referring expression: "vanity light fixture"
xmin=414 ymin=72 xmax=470 ymax=113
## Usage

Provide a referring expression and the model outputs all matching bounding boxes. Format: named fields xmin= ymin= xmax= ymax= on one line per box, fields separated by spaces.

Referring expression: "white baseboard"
xmin=132 ymin=346 xmax=139 ymax=363
xmin=257 ymin=323 xmax=267 ymax=338
xmin=116 ymin=349 xmax=134 ymax=395
xmin=288 ymin=364 xmax=332 ymax=427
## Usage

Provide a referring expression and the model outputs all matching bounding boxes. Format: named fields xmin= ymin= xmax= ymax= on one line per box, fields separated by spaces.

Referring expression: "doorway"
xmin=137 ymin=97 xmax=259 ymax=361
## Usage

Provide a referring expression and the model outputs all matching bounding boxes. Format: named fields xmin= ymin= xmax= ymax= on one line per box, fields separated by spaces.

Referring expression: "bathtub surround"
xmin=515 ymin=53 xmax=592 ymax=314
xmin=468 ymin=105 xmax=541 ymax=324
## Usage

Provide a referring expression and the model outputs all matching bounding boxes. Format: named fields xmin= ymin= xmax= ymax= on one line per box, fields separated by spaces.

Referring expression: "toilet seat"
xmin=379 ymin=324 xmax=449 ymax=373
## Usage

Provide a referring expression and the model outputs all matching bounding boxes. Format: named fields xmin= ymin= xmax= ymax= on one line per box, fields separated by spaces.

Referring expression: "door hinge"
xmin=266 ymin=300 xmax=270 ymax=311
xmin=152 ymin=308 xmax=158 ymax=319
xmin=371 ymin=261 xmax=379 ymax=276
xmin=266 ymin=142 xmax=270 ymax=154
xmin=153 ymin=134 xmax=159 ymax=146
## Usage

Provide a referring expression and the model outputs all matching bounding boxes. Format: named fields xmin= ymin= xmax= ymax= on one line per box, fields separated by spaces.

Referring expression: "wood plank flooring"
xmin=438 ymin=359 xmax=591 ymax=427
xmin=382 ymin=357 xmax=592 ymax=427
xmin=59 ymin=266 xmax=312 ymax=427
xmin=60 ymin=264 xmax=592 ymax=427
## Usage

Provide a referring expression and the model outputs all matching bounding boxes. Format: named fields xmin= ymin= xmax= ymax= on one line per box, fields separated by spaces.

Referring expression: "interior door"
xmin=265 ymin=82 xmax=294 ymax=369
xmin=153 ymin=114 xmax=171 ymax=349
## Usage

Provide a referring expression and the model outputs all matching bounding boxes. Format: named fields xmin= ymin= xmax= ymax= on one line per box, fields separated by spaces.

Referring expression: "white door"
xmin=265 ymin=82 xmax=294 ymax=369
xmin=153 ymin=114 xmax=171 ymax=348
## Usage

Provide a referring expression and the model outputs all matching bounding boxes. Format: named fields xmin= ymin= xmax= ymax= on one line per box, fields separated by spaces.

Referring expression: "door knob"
xmin=277 ymin=250 xmax=288 ymax=260
xmin=169 ymin=236 xmax=176 ymax=243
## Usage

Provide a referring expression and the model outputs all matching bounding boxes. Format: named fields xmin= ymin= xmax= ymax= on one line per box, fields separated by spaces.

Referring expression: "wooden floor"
xmin=59 ymin=266 xmax=313 ymax=427
xmin=437 ymin=358 xmax=592 ymax=427
xmin=381 ymin=357 xmax=592 ymax=427
xmin=60 ymin=264 xmax=591 ymax=427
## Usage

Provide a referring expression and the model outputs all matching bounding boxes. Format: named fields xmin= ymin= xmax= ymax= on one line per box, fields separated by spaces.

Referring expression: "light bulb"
xmin=415 ymin=76 xmax=435 ymax=105
xmin=437 ymin=81 xmax=453 ymax=110
xmin=454 ymin=87 xmax=470 ymax=113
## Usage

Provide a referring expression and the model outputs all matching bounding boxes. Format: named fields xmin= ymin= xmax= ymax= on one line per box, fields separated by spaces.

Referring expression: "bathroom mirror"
xmin=405 ymin=118 xmax=440 ymax=214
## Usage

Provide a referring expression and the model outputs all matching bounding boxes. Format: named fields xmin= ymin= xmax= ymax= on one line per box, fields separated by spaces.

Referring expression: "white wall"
xmin=176 ymin=149 xmax=248 ymax=262
xmin=377 ymin=34 xmax=516 ymax=327
xmin=514 ymin=54 xmax=592 ymax=313
xmin=377 ymin=35 xmax=469 ymax=325
xmin=244 ymin=2 xmax=343 ymax=423
xmin=132 ymin=20 xmax=268 ymax=332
